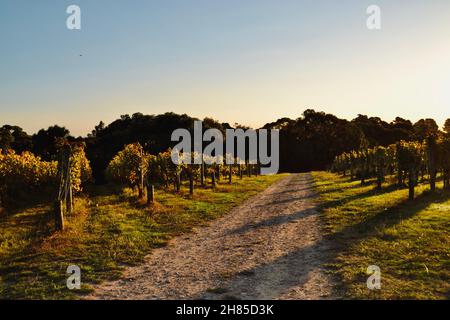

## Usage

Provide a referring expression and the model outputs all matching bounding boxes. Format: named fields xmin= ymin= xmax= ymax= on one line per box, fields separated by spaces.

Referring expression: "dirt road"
xmin=87 ymin=173 xmax=336 ymax=300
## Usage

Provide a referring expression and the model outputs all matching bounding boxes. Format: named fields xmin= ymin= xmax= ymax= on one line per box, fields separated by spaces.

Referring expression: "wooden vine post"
xmin=408 ymin=168 xmax=416 ymax=200
xmin=189 ymin=171 xmax=194 ymax=195
xmin=188 ymin=152 xmax=195 ymax=196
xmin=200 ymin=156 xmax=205 ymax=187
xmin=54 ymin=145 xmax=72 ymax=231
xmin=137 ymin=166 xmax=144 ymax=199
xmin=426 ymin=136 xmax=438 ymax=192
xmin=176 ymin=171 xmax=181 ymax=192
xmin=211 ymin=170 xmax=216 ymax=188
xmin=396 ymin=143 xmax=404 ymax=187
xmin=145 ymin=171 xmax=155 ymax=205
xmin=147 ymin=184 xmax=154 ymax=205
xmin=66 ymin=168 xmax=73 ymax=213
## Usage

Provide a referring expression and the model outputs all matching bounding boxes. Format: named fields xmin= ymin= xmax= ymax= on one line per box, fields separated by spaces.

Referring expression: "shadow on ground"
xmin=196 ymin=175 xmax=450 ymax=300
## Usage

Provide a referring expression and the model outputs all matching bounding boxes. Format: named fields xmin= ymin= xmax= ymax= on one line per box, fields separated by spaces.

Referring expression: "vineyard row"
xmin=332 ymin=135 xmax=450 ymax=199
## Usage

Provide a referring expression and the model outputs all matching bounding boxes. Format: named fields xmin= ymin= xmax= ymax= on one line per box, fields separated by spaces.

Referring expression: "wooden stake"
xmin=189 ymin=171 xmax=194 ymax=195
xmin=147 ymin=185 xmax=154 ymax=205
xmin=54 ymin=200 xmax=65 ymax=231
xmin=211 ymin=171 xmax=216 ymax=188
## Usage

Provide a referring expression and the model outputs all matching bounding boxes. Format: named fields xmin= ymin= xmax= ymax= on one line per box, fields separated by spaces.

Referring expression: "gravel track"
xmin=87 ymin=173 xmax=336 ymax=300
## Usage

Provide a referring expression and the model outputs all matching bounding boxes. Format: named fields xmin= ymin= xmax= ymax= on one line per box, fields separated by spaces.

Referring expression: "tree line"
xmin=1 ymin=110 xmax=449 ymax=183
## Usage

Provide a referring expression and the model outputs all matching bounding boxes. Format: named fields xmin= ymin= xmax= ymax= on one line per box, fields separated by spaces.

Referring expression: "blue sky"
xmin=1 ymin=0 xmax=450 ymax=136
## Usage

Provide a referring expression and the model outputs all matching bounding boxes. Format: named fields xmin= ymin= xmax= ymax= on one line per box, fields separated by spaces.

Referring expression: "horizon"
xmin=1 ymin=0 xmax=450 ymax=136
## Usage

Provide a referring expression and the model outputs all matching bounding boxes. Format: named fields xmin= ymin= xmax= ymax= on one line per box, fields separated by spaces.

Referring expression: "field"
xmin=312 ymin=171 xmax=450 ymax=299
xmin=1 ymin=169 xmax=449 ymax=300
xmin=0 ymin=174 xmax=285 ymax=299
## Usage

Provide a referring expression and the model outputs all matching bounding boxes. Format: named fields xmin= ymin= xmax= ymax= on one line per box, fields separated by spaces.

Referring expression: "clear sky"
xmin=1 ymin=0 xmax=450 ymax=136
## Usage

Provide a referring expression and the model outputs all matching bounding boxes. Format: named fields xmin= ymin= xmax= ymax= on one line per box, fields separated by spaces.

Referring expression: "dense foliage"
xmin=1 ymin=111 xmax=449 ymax=180
xmin=0 ymin=149 xmax=58 ymax=190
xmin=106 ymin=143 xmax=254 ymax=197
xmin=0 ymin=144 xmax=92 ymax=207
xmin=332 ymin=135 xmax=450 ymax=199
xmin=69 ymin=144 xmax=92 ymax=193
xmin=106 ymin=143 xmax=149 ymax=187
xmin=0 ymin=149 xmax=57 ymax=207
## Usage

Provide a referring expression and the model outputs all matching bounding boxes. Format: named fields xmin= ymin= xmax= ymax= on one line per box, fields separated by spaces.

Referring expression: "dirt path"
xmin=87 ymin=173 xmax=336 ymax=300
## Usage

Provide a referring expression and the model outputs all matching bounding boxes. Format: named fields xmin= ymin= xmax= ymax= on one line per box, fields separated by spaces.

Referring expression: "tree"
xmin=413 ymin=119 xmax=439 ymax=141
xmin=86 ymin=112 xmax=201 ymax=183
xmin=90 ymin=121 xmax=105 ymax=137
xmin=266 ymin=110 xmax=365 ymax=173
xmin=32 ymin=125 xmax=71 ymax=160
xmin=443 ymin=118 xmax=450 ymax=136
xmin=0 ymin=125 xmax=32 ymax=153
xmin=0 ymin=127 xmax=13 ymax=151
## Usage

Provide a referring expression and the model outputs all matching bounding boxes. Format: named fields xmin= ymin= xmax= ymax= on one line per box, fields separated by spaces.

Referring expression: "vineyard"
xmin=105 ymin=143 xmax=258 ymax=203
xmin=332 ymin=134 xmax=450 ymax=199
xmin=0 ymin=140 xmax=277 ymax=299
xmin=1 ymin=116 xmax=449 ymax=300
xmin=0 ymin=141 xmax=259 ymax=231
xmin=0 ymin=145 xmax=90 ymax=200
xmin=5 ymin=0 xmax=450 ymax=304
xmin=322 ymin=133 xmax=450 ymax=299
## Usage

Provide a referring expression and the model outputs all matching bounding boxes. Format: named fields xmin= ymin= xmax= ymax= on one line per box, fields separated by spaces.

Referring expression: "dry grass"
xmin=312 ymin=171 xmax=450 ymax=299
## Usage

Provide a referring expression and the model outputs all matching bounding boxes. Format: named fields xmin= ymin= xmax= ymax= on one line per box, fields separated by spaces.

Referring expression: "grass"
xmin=312 ymin=171 xmax=450 ymax=300
xmin=0 ymin=174 xmax=287 ymax=299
